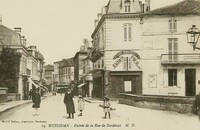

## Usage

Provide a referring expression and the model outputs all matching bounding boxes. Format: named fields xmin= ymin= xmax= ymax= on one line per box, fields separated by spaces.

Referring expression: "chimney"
xmin=94 ymin=19 xmax=98 ymax=28
xmin=0 ymin=15 xmax=2 ymax=25
xmin=144 ymin=0 xmax=151 ymax=12
xmin=101 ymin=6 xmax=107 ymax=14
xmin=21 ymin=36 xmax=25 ymax=45
xmin=14 ymin=27 xmax=22 ymax=34
xmin=97 ymin=13 xmax=102 ymax=21
xmin=21 ymin=36 xmax=27 ymax=47
xmin=83 ymin=39 xmax=89 ymax=50
xmin=80 ymin=45 xmax=85 ymax=52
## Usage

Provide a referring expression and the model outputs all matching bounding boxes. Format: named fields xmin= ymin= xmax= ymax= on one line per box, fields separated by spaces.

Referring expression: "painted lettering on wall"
xmin=112 ymin=50 xmax=141 ymax=70
xmin=130 ymin=55 xmax=141 ymax=70
xmin=113 ymin=50 xmax=141 ymax=60
xmin=113 ymin=56 xmax=125 ymax=68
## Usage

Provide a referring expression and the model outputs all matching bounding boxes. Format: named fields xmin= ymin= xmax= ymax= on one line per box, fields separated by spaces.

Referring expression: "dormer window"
xmin=124 ymin=0 xmax=131 ymax=13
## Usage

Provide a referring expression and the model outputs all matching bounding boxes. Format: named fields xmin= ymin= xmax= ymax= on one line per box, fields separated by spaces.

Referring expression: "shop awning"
xmin=77 ymin=83 xmax=87 ymax=88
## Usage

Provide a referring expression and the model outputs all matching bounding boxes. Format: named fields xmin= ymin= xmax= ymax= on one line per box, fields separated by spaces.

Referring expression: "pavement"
xmin=0 ymin=95 xmax=48 ymax=115
xmin=0 ymin=95 xmax=102 ymax=115
xmin=0 ymin=94 xmax=200 ymax=130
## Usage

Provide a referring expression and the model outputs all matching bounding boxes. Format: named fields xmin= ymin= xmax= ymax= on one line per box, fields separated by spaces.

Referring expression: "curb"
xmin=0 ymin=101 xmax=32 ymax=116
xmin=0 ymin=96 xmax=47 ymax=116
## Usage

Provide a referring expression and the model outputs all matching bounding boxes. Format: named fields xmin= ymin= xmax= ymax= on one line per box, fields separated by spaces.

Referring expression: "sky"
xmin=0 ymin=0 xmax=182 ymax=65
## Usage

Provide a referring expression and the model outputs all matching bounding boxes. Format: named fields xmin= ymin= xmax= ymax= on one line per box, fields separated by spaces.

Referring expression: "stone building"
xmin=58 ymin=58 xmax=74 ymax=86
xmin=91 ymin=0 xmax=200 ymax=99
xmin=0 ymin=22 xmax=45 ymax=100
xmin=81 ymin=39 xmax=93 ymax=97
xmin=91 ymin=0 xmax=150 ymax=99
xmin=142 ymin=0 xmax=200 ymax=96
xmin=44 ymin=64 xmax=54 ymax=91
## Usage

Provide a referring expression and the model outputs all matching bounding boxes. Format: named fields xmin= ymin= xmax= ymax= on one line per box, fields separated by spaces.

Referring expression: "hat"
xmin=104 ymin=96 xmax=109 ymax=101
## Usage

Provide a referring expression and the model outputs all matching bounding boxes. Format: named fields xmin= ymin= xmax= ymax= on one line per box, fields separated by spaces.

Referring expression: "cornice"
xmin=91 ymin=13 xmax=142 ymax=38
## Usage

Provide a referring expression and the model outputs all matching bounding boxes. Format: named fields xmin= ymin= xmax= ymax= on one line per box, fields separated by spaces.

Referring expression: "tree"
xmin=0 ymin=47 xmax=21 ymax=93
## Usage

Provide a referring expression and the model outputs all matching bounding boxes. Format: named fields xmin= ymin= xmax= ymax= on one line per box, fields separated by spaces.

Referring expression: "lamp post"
xmin=186 ymin=25 xmax=200 ymax=50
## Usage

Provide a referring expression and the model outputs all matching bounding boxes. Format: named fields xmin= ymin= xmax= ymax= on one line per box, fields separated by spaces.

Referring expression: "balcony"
xmin=161 ymin=53 xmax=200 ymax=65
xmin=22 ymin=69 xmax=31 ymax=77
xmin=90 ymin=49 xmax=104 ymax=62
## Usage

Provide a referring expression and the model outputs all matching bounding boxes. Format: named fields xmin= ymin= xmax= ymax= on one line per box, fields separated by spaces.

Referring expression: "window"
xmin=124 ymin=81 xmax=132 ymax=92
xmin=169 ymin=17 xmax=177 ymax=33
xmin=168 ymin=69 xmax=177 ymax=86
xmin=123 ymin=57 xmax=132 ymax=70
xmin=101 ymin=60 xmax=104 ymax=68
xmin=168 ymin=38 xmax=178 ymax=62
xmin=124 ymin=23 xmax=132 ymax=41
xmin=124 ymin=0 xmax=131 ymax=12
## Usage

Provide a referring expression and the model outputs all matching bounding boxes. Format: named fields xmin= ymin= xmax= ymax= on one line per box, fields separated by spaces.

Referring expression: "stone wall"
xmin=0 ymin=94 xmax=7 ymax=103
xmin=7 ymin=93 xmax=21 ymax=101
xmin=119 ymin=93 xmax=194 ymax=113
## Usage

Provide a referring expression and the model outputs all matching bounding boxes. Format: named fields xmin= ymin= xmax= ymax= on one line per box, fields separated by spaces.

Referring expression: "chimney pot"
xmin=14 ymin=27 xmax=22 ymax=34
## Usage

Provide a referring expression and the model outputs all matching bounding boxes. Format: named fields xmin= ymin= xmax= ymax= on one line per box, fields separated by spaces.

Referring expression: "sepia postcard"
xmin=0 ymin=0 xmax=200 ymax=130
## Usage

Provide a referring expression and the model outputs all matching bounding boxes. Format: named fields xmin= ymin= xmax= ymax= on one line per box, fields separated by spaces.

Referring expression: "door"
xmin=185 ymin=69 xmax=196 ymax=96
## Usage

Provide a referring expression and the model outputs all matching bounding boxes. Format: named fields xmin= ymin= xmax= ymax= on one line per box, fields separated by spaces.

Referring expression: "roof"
xmin=107 ymin=0 xmax=121 ymax=13
xmin=0 ymin=25 xmax=21 ymax=46
xmin=59 ymin=58 xmax=74 ymax=67
xmin=147 ymin=0 xmax=200 ymax=15
xmin=74 ymin=51 xmax=87 ymax=59
xmin=45 ymin=64 xmax=54 ymax=71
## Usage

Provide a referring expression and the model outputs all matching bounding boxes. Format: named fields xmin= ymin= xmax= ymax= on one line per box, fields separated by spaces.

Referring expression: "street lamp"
xmin=186 ymin=25 xmax=200 ymax=50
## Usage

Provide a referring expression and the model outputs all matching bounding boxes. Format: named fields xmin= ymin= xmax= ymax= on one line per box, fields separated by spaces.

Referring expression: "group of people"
xmin=63 ymin=87 xmax=85 ymax=118
xmin=31 ymin=87 xmax=113 ymax=119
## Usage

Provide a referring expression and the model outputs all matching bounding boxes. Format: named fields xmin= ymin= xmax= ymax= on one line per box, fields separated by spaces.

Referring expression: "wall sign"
xmin=112 ymin=50 xmax=141 ymax=70
xmin=113 ymin=56 xmax=125 ymax=68
xmin=113 ymin=50 xmax=141 ymax=60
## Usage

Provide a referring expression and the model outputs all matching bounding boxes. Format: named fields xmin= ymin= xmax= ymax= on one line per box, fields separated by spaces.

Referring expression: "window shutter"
xmin=169 ymin=19 xmax=172 ymax=32
xmin=128 ymin=25 xmax=132 ymax=41
xmin=128 ymin=58 xmax=132 ymax=70
xmin=124 ymin=26 xmax=127 ymax=41
xmin=173 ymin=39 xmax=178 ymax=61
xmin=173 ymin=19 xmax=177 ymax=32
xmin=168 ymin=39 xmax=172 ymax=62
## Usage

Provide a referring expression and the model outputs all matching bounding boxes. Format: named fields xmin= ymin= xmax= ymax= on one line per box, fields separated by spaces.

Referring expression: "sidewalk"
xmin=0 ymin=96 xmax=48 ymax=114
xmin=0 ymin=100 xmax=32 ymax=114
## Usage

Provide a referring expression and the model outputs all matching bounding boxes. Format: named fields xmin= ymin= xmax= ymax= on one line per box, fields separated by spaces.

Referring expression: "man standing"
xmin=64 ymin=88 xmax=75 ymax=119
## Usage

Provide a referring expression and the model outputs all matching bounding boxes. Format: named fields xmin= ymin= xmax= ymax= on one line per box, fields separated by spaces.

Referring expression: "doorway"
xmin=185 ymin=69 xmax=196 ymax=96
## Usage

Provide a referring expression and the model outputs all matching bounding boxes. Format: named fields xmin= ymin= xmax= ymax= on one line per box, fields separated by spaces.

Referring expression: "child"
xmin=102 ymin=96 xmax=111 ymax=119
xmin=77 ymin=95 xmax=84 ymax=116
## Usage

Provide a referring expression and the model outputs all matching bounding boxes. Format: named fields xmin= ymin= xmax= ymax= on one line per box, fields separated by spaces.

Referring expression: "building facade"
xmin=73 ymin=46 xmax=87 ymax=94
xmin=0 ymin=23 xmax=45 ymax=100
xmin=91 ymin=0 xmax=149 ymax=99
xmin=142 ymin=0 xmax=200 ymax=96
xmin=81 ymin=39 xmax=93 ymax=97
xmin=44 ymin=64 xmax=54 ymax=91
xmin=59 ymin=58 xmax=74 ymax=86
xmin=91 ymin=0 xmax=200 ymax=99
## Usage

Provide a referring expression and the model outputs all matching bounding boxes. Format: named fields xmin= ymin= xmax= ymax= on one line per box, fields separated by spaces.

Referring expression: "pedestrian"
xmin=101 ymin=96 xmax=111 ymax=119
xmin=77 ymin=95 xmax=84 ymax=116
xmin=32 ymin=88 xmax=41 ymax=116
xmin=29 ymin=89 xmax=33 ymax=100
xmin=64 ymin=88 xmax=75 ymax=119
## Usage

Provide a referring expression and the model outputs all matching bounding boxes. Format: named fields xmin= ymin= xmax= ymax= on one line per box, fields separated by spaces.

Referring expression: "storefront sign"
xmin=112 ymin=50 xmax=141 ymax=70
xmin=113 ymin=50 xmax=141 ymax=60
xmin=113 ymin=56 xmax=125 ymax=68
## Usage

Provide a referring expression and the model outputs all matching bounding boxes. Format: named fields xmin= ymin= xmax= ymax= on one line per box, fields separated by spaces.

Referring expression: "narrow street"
xmin=0 ymin=95 xmax=200 ymax=130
